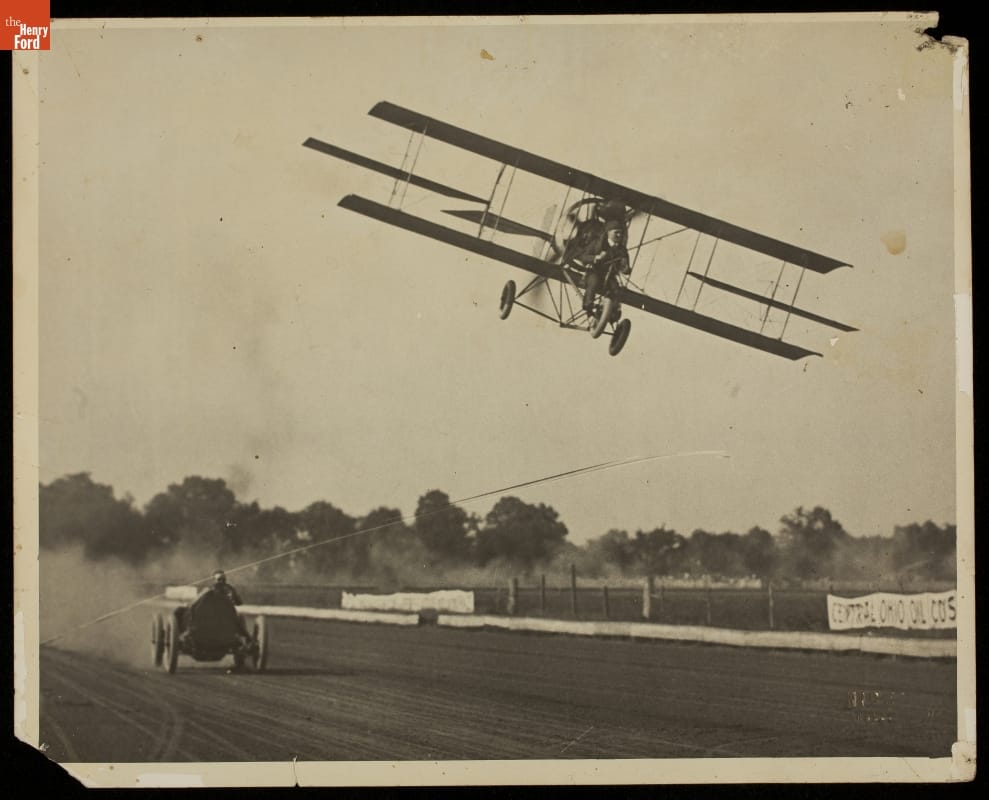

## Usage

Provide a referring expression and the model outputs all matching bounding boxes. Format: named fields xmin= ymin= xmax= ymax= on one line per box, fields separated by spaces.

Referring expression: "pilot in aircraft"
xmin=563 ymin=200 xmax=625 ymax=265
xmin=580 ymin=217 xmax=631 ymax=316
xmin=561 ymin=200 xmax=631 ymax=314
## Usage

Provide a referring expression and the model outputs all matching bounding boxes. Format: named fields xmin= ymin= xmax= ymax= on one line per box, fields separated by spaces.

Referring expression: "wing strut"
xmin=674 ymin=232 xmax=703 ymax=306
xmin=630 ymin=215 xmax=651 ymax=273
xmin=479 ymin=163 xmax=507 ymax=236
xmin=692 ymin=238 xmax=720 ymax=311
xmin=492 ymin=164 xmax=519 ymax=239
xmin=390 ymin=125 xmax=427 ymax=209
xmin=760 ymin=261 xmax=788 ymax=333
xmin=780 ymin=268 xmax=806 ymax=341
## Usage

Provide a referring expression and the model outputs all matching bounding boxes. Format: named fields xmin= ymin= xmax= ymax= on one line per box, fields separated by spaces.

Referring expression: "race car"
xmin=151 ymin=586 xmax=269 ymax=674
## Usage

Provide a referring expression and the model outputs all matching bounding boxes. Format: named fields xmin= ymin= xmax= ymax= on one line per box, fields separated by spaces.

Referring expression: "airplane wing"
xmin=367 ymin=102 xmax=852 ymax=275
xmin=307 ymin=104 xmax=856 ymax=360
xmin=339 ymin=194 xmax=820 ymax=360
xmin=303 ymin=137 xmax=487 ymax=204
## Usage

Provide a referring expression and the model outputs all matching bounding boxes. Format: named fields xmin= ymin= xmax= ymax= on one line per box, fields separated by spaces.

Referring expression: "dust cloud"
xmin=39 ymin=546 xmax=211 ymax=669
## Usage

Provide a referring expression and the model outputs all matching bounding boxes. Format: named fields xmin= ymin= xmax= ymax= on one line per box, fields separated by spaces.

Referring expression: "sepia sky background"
xmin=37 ymin=16 xmax=960 ymax=546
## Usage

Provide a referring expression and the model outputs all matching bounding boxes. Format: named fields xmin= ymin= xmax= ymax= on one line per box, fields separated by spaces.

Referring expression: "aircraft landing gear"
xmin=609 ymin=318 xmax=631 ymax=356
xmin=590 ymin=295 xmax=617 ymax=339
xmin=499 ymin=280 xmax=516 ymax=319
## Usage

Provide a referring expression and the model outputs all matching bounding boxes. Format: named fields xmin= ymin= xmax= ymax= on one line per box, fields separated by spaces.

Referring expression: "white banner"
xmin=342 ymin=590 xmax=475 ymax=614
xmin=827 ymin=590 xmax=956 ymax=631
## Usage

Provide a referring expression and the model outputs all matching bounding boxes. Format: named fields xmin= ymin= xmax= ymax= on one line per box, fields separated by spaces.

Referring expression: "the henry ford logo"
xmin=4 ymin=1 xmax=51 ymax=50
xmin=8 ymin=20 xmax=49 ymax=48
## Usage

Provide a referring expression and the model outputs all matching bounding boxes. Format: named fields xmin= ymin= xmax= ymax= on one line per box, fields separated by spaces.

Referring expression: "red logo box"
xmin=3 ymin=0 xmax=50 ymax=50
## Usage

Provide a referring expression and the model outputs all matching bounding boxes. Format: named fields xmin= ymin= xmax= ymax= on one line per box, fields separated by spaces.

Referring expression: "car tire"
xmin=252 ymin=616 xmax=269 ymax=673
xmin=165 ymin=611 xmax=180 ymax=674
xmin=151 ymin=614 xmax=165 ymax=667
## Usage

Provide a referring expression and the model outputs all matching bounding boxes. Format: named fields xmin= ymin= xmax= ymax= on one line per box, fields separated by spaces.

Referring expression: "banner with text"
xmin=827 ymin=590 xmax=956 ymax=631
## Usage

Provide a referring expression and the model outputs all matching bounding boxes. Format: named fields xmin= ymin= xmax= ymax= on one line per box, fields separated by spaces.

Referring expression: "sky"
xmin=34 ymin=16 xmax=963 ymax=546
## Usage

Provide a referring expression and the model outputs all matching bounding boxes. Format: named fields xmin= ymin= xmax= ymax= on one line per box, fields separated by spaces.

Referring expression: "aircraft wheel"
xmin=499 ymin=280 xmax=516 ymax=320
xmin=252 ymin=616 xmax=269 ymax=673
xmin=591 ymin=295 xmax=616 ymax=339
xmin=151 ymin=614 xmax=164 ymax=667
xmin=165 ymin=611 xmax=180 ymax=674
xmin=609 ymin=318 xmax=632 ymax=356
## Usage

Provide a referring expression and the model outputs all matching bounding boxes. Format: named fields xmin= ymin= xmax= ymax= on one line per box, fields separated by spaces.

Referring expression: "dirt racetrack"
xmin=39 ymin=617 xmax=956 ymax=762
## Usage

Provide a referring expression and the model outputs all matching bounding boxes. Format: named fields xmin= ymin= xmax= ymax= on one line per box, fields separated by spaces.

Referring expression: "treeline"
xmin=39 ymin=473 xmax=956 ymax=585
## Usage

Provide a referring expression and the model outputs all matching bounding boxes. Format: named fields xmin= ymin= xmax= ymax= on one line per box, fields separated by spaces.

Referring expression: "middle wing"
xmin=339 ymin=194 xmax=819 ymax=360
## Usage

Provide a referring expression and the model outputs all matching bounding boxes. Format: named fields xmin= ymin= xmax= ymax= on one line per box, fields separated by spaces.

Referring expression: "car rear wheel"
xmin=252 ymin=616 xmax=269 ymax=672
xmin=151 ymin=614 xmax=164 ymax=667
xmin=165 ymin=611 xmax=180 ymax=674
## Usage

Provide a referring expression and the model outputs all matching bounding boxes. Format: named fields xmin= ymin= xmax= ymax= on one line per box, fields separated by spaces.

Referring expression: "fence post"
xmin=658 ymin=581 xmax=664 ymax=616
xmin=602 ymin=585 xmax=610 ymax=619
xmin=540 ymin=574 xmax=547 ymax=615
xmin=705 ymin=582 xmax=712 ymax=626
xmin=570 ymin=563 xmax=578 ymax=618
xmin=507 ymin=577 xmax=518 ymax=616
xmin=767 ymin=580 xmax=775 ymax=630
xmin=642 ymin=576 xmax=653 ymax=620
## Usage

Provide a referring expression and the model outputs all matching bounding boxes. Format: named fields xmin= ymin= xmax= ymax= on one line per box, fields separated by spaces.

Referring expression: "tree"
xmin=891 ymin=521 xmax=956 ymax=581
xmin=361 ymin=506 xmax=410 ymax=545
xmin=631 ymin=527 xmax=686 ymax=576
xmin=777 ymin=506 xmax=850 ymax=581
xmin=585 ymin=529 xmax=636 ymax=573
xmin=143 ymin=476 xmax=237 ymax=558
xmin=741 ymin=526 xmax=777 ymax=580
xmin=686 ymin=529 xmax=746 ymax=578
xmin=361 ymin=506 xmax=425 ymax=587
xmin=297 ymin=501 xmax=359 ymax=576
xmin=476 ymin=496 xmax=569 ymax=570
xmin=414 ymin=490 xmax=471 ymax=562
xmin=361 ymin=506 xmax=415 ymax=557
xmin=39 ymin=473 xmax=151 ymax=562
xmin=225 ymin=502 xmax=301 ymax=577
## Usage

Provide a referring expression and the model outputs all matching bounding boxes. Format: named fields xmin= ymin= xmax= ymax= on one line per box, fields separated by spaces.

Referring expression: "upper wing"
xmin=339 ymin=194 xmax=819 ymax=360
xmin=368 ymin=102 xmax=852 ymax=275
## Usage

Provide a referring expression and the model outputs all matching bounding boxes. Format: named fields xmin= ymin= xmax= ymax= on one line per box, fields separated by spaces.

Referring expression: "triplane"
xmin=305 ymin=102 xmax=856 ymax=358
xmin=151 ymin=587 xmax=269 ymax=675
